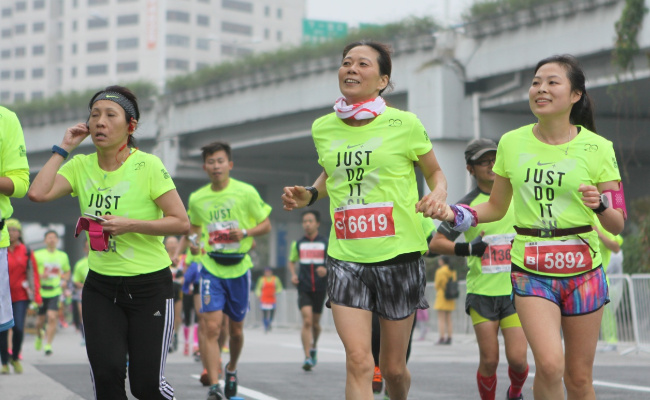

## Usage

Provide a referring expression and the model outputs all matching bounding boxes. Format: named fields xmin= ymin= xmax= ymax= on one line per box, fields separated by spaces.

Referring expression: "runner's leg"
xmin=562 ymin=308 xmax=603 ymax=400
xmin=202 ymin=310 xmax=224 ymax=385
xmin=332 ymin=304 xmax=374 ymax=400
xmin=514 ymin=295 xmax=564 ymax=400
xmin=378 ymin=314 xmax=415 ymax=400
xmin=300 ymin=305 xmax=313 ymax=359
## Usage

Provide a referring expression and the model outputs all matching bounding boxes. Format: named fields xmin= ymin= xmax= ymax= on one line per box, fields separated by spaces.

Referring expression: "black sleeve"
xmin=437 ymin=221 xmax=461 ymax=242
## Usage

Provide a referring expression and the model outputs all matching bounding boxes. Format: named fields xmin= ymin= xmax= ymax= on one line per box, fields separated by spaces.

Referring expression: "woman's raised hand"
xmin=61 ymin=123 xmax=90 ymax=152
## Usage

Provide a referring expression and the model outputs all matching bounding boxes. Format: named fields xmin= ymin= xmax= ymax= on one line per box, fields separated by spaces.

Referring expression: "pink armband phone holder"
xmin=75 ymin=217 xmax=110 ymax=252
xmin=603 ymin=182 xmax=627 ymax=220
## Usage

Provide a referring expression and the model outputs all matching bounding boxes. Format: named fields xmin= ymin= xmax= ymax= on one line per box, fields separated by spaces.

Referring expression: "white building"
xmin=0 ymin=0 xmax=305 ymax=102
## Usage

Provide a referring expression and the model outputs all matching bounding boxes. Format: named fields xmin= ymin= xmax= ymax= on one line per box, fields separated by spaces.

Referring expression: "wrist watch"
xmin=305 ymin=186 xmax=318 ymax=207
xmin=594 ymin=194 xmax=609 ymax=214
xmin=242 ymin=229 xmax=248 ymax=238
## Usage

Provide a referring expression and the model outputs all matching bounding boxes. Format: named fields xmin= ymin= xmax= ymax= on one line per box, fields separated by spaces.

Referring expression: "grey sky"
xmin=305 ymin=0 xmax=477 ymax=28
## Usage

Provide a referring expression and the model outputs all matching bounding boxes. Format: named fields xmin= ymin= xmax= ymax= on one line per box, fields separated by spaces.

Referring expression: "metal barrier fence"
xmin=601 ymin=274 xmax=650 ymax=354
xmin=247 ymin=275 xmax=650 ymax=355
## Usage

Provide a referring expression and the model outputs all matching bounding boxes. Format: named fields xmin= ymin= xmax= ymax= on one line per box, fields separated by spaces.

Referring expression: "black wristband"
xmin=454 ymin=242 xmax=470 ymax=257
xmin=52 ymin=145 xmax=69 ymax=160
xmin=593 ymin=200 xmax=608 ymax=215
xmin=305 ymin=186 xmax=318 ymax=207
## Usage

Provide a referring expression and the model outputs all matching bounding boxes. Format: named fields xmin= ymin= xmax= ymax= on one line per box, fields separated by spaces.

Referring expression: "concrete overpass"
xmin=15 ymin=0 xmax=649 ymax=264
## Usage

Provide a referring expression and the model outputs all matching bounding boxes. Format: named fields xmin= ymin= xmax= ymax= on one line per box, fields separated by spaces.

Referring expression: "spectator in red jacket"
xmin=0 ymin=218 xmax=40 ymax=374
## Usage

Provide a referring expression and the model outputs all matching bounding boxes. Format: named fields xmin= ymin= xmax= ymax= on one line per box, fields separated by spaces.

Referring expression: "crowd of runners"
xmin=0 ymin=39 xmax=627 ymax=400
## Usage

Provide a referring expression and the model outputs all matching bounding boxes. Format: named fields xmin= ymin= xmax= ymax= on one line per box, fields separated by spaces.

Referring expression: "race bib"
xmin=524 ymin=239 xmax=592 ymax=274
xmin=480 ymin=233 xmax=515 ymax=274
xmin=207 ymin=220 xmax=240 ymax=251
xmin=299 ymin=242 xmax=326 ymax=264
xmin=334 ymin=202 xmax=395 ymax=240
xmin=43 ymin=264 xmax=61 ymax=280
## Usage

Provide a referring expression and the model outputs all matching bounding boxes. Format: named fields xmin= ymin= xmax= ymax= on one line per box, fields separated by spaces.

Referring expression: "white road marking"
xmin=189 ymin=377 xmax=280 ymax=400
xmin=528 ymin=373 xmax=650 ymax=393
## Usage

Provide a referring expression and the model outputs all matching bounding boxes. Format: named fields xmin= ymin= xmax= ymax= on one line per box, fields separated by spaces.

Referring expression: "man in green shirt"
xmin=34 ymin=230 xmax=71 ymax=355
xmin=430 ymin=139 xmax=529 ymax=400
xmin=187 ymin=141 xmax=272 ymax=400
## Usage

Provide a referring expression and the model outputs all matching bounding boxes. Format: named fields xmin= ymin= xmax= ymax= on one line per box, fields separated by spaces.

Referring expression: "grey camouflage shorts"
xmin=326 ymin=255 xmax=429 ymax=320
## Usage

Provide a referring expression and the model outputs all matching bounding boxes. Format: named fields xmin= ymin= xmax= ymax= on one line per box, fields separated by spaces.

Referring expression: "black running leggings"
xmin=182 ymin=292 xmax=197 ymax=326
xmin=82 ymin=268 xmax=175 ymax=400
xmin=371 ymin=312 xmax=416 ymax=366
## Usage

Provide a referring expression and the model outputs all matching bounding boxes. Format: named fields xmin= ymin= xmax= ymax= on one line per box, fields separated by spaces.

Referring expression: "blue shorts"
xmin=199 ymin=268 xmax=250 ymax=322
xmin=511 ymin=265 xmax=609 ymax=316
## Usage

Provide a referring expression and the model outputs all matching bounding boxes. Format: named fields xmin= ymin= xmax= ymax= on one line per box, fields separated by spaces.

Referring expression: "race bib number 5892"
xmin=334 ymin=202 xmax=395 ymax=240
xmin=524 ymin=239 xmax=592 ymax=274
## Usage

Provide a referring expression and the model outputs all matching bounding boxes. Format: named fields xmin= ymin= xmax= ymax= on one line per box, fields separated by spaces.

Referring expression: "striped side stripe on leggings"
xmin=159 ymin=298 xmax=175 ymax=399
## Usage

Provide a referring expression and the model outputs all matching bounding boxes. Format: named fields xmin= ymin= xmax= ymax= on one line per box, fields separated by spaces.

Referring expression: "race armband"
xmin=449 ymin=204 xmax=478 ymax=233
xmin=603 ymin=182 xmax=627 ymax=220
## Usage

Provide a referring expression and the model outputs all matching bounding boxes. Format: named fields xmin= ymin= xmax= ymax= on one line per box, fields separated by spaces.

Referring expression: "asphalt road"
xmin=2 ymin=323 xmax=650 ymax=399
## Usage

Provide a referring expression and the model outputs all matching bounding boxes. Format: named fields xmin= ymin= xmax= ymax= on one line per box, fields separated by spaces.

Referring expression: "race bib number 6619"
xmin=334 ymin=202 xmax=395 ymax=240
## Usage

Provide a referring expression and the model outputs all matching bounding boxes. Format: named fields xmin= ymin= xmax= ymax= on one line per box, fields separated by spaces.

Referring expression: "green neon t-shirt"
xmin=0 ymin=107 xmax=30 ymax=247
xmin=188 ymin=179 xmax=272 ymax=279
xmin=492 ymin=124 xmax=621 ymax=276
xmin=34 ymin=248 xmax=70 ymax=298
xmin=72 ymin=257 xmax=89 ymax=284
xmin=312 ymin=108 xmax=433 ymax=263
xmin=594 ymin=217 xmax=624 ymax=272
xmin=289 ymin=241 xmax=298 ymax=263
xmin=59 ymin=150 xmax=176 ymax=276
xmin=464 ymin=191 xmax=516 ymax=296
xmin=420 ymin=214 xmax=436 ymax=239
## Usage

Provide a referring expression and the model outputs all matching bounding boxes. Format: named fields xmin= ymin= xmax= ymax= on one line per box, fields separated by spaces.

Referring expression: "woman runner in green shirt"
xmin=282 ymin=41 xmax=448 ymax=400
xmin=29 ymin=85 xmax=189 ymax=400
xmin=425 ymin=55 xmax=625 ymax=400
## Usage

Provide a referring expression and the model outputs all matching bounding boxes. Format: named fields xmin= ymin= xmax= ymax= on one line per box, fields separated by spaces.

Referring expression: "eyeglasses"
xmin=473 ymin=158 xmax=496 ymax=167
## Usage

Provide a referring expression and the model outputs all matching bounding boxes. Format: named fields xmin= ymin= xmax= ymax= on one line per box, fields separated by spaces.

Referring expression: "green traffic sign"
xmin=303 ymin=19 xmax=348 ymax=43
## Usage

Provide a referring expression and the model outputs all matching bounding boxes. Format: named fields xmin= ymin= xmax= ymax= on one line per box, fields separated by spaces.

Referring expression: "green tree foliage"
xmin=608 ymin=1 xmax=648 ymax=270
xmin=613 ymin=0 xmax=648 ymax=71
xmin=622 ymin=197 xmax=650 ymax=273
xmin=463 ymin=0 xmax=565 ymax=22
xmin=166 ymin=17 xmax=437 ymax=93
xmin=10 ymin=17 xmax=437 ymax=123
xmin=11 ymin=81 xmax=158 ymax=125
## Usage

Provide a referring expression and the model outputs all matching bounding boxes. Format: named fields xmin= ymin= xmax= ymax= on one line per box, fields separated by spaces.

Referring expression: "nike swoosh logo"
xmin=537 ymin=161 xmax=555 ymax=166
xmin=105 ymin=95 xmax=119 ymax=98
xmin=97 ymin=187 xmax=110 ymax=191
xmin=347 ymin=144 xmax=362 ymax=149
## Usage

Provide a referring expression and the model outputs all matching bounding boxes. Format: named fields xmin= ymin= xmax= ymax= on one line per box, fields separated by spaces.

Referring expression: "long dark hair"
xmin=534 ymin=55 xmax=596 ymax=132
xmin=342 ymin=40 xmax=394 ymax=96
xmin=88 ymin=85 xmax=140 ymax=147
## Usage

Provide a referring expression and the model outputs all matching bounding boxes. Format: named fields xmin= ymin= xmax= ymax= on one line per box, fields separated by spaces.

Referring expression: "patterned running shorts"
xmin=326 ymin=255 xmax=429 ymax=321
xmin=511 ymin=265 xmax=609 ymax=316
